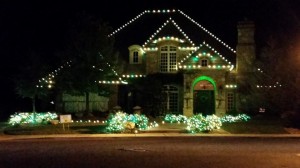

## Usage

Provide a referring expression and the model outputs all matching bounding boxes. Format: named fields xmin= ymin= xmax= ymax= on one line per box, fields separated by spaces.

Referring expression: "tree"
xmin=55 ymin=12 xmax=119 ymax=116
xmin=256 ymin=0 xmax=300 ymax=115
xmin=14 ymin=51 xmax=52 ymax=113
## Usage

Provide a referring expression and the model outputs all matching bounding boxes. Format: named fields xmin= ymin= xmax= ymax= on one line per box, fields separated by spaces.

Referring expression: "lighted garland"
xmin=164 ymin=113 xmax=251 ymax=133
xmin=220 ymin=114 xmax=251 ymax=123
xmin=8 ymin=112 xmax=58 ymax=126
xmin=105 ymin=112 xmax=149 ymax=133
xmin=164 ymin=114 xmax=188 ymax=123
xmin=186 ymin=114 xmax=222 ymax=133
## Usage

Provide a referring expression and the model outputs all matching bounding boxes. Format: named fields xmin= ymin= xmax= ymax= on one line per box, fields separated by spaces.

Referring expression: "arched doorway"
xmin=193 ymin=77 xmax=216 ymax=115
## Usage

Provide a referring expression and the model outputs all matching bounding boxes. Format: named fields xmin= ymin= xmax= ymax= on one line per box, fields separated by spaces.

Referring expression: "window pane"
xmin=227 ymin=93 xmax=234 ymax=110
xmin=162 ymin=85 xmax=179 ymax=114
xmin=160 ymin=53 xmax=168 ymax=72
xmin=160 ymin=46 xmax=177 ymax=72
xmin=133 ymin=51 xmax=138 ymax=63
xmin=201 ymin=59 xmax=208 ymax=66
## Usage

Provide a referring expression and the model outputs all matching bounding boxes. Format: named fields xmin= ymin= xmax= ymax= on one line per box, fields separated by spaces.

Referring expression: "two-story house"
xmin=106 ymin=9 xmax=256 ymax=117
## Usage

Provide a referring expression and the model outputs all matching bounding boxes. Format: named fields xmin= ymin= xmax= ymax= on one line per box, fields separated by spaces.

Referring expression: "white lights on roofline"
xmin=256 ymin=82 xmax=282 ymax=88
xmin=37 ymin=61 xmax=72 ymax=88
xmin=178 ymin=42 xmax=234 ymax=71
xmin=108 ymin=9 xmax=177 ymax=37
xmin=122 ymin=74 xmax=146 ymax=78
xmin=108 ymin=8 xmax=235 ymax=55
xmin=178 ymin=10 xmax=236 ymax=53
xmin=142 ymin=18 xmax=195 ymax=47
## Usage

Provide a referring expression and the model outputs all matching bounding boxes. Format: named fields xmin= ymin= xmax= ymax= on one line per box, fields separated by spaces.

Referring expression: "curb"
xmin=1 ymin=132 xmax=300 ymax=141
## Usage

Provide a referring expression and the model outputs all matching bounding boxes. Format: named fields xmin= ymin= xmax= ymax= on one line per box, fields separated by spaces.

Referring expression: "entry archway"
xmin=192 ymin=76 xmax=216 ymax=115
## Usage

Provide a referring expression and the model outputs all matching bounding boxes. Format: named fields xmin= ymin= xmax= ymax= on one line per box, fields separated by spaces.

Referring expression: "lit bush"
xmin=220 ymin=114 xmax=251 ymax=123
xmin=164 ymin=114 xmax=188 ymax=123
xmin=8 ymin=112 xmax=58 ymax=126
xmin=164 ymin=113 xmax=250 ymax=133
xmin=105 ymin=112 xmax=149 ymax=133
xmin=186 ymin=114 xmax=222 ymax=133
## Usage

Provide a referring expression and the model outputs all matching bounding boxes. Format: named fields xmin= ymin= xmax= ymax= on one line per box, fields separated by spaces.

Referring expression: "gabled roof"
xmin=37 ymin=58 xmax=128 ymax=89
xmin=178 ymin=41 xmax=234 ymax=71
xmin=109 ymin=9 xmax=236 ymax=64
xmin=143 ymin=18 xmax=195 ymax=48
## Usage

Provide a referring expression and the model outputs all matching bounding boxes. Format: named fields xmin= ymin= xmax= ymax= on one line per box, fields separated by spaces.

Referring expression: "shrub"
xmin=105 ymin=112 xmax=149 ymax=133
xmin=8 ymin=112 xmax=58 ymax=126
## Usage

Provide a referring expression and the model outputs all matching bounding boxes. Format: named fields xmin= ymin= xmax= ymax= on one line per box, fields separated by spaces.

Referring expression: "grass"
xmin=1 ymin=115 xmax=294 ymax=135
xmin=3 ymin=123 xmax=107 ymax=135
xmin=221 ymin=115 xmax=289 ymax=134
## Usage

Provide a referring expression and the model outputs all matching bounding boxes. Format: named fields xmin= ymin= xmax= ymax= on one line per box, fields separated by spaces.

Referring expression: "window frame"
xmin=160 ymin=46 xmax=177 ymax=72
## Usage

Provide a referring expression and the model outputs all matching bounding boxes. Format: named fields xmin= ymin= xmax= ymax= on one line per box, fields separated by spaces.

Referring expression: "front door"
xmin=193 ymin=90 xmax=215 ymax=115
xmin=193 ymin=80 xmax=215 ymax=115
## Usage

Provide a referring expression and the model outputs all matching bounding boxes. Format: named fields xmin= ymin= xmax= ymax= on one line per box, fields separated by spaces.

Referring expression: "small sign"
xmin=259 ymin=108 xmax=265 ymax=113
xmin=60 ymin=114 xmax=72 ymax=123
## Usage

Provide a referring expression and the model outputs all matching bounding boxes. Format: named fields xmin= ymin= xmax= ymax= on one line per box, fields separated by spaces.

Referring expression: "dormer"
xmin=128 ymin=45 xmax=143 ymax=64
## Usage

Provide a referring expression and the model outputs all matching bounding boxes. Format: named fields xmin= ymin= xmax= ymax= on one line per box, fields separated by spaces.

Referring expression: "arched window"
xmin=160 ymin=46 xmax=177 ymax=72
xmin=162 ymin=85 xmax=179 ymax=114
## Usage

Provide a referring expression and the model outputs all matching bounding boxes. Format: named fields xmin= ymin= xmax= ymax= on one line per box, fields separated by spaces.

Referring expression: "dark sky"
xmin=0 ymin=0 xmax=299 ymax=118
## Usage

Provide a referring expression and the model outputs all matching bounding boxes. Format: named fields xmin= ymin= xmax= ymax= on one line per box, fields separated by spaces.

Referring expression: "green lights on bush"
xmin=164 ymin=114 xmax=188 ymax=123
xmin=105 ymin=112 xmax=149 ymax=133
xmin=186 ymin=114 xmax=222 ymax=133
xmin=220 ymin=114 xmax=251 ymax=123
xmin=9 ymin=112 xmax=58 ymax=126
xmin=164 ymin=113 xmax=251 ymax=133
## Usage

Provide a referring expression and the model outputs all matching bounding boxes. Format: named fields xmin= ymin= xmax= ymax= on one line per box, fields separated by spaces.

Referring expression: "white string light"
xmin=178 ymin=10 xmax=236 ymax=53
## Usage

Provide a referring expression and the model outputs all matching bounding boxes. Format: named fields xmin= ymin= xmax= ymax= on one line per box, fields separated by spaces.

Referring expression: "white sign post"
xmin=60 ymin=114 xmax=72 ymax=131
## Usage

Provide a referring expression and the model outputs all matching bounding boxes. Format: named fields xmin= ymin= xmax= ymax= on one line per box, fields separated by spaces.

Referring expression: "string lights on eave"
xmin=37 ymin=61 xmax=72 ymax=89
xmin=178 ymin=42 xmax=234 ymax=71
xmin=97 ymin=62 xmax=128 ymax=85
xmin=108 ymin=11 xmax=148 ymax=37
xmin=256 ymin=83 xmax=282 ymax=88
xmin=142 ymin=18 xmax=195 ymax=48
xmin=108 ymin=9 xmax=177 ymax=37
xmin=255 ymin=68 xmax=282 ymax=88
xmin=122 ymin=74 xmax=146 ymax=78
xmin=178 ymin=10 xmax=236 ymax=53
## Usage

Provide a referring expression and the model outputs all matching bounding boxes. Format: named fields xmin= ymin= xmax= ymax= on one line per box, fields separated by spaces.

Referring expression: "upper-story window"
xmin=160 ymin=46 xmax=177 ymax=72
xmin=201 ymin=59 xmax=208 ymax=67
xmin=133 ymin=51 xmax=139 ymax=63
xmin=128 ymin=45 xmax=142 ymax=64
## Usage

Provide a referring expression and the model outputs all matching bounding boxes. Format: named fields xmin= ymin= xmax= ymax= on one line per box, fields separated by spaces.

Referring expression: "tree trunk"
xmin=85 ymin=91 xmax=90 ymax=115
xmin=32 ymin=95 xmax=36 ymax=112
xmin=32 ymin=95 xmax=37 ymax=124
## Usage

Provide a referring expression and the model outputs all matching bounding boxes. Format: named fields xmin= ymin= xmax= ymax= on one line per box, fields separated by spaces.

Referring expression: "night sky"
xmin=0 ymin=0 xmax=299 ymax=120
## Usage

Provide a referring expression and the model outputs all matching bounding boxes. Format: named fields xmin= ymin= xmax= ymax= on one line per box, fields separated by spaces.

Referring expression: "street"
xmin=0 ymin=136 xmax=300 ymax=168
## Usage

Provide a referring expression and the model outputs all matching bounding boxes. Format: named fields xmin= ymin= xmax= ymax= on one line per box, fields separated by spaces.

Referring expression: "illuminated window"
xmin=160 ymin=46 xmax=177 ymax=72
xmin=227 ymin=93 xmax=235 ymax=110
xmin=163 ymin=85 xmax=179 ymax=114
xmin=201 ymin=59 xmax=208 ymax=67
xmin=133 ymin=51 xmax=138 ymax=63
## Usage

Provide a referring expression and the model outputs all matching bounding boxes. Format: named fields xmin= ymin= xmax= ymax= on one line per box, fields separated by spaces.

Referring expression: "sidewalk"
xmin=1 ymin=122 xmax=300 ymax=141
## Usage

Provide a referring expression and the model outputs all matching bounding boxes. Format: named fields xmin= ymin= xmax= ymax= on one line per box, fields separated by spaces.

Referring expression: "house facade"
xmin=53 ymin=10 xmax=256 ymax=117
xmin=110 ymin=10 xmax=256 ymax=117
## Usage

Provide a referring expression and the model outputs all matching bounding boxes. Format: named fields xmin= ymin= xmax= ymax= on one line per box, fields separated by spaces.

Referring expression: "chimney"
xmin=236 ymin=20 xmax=256 ymax=74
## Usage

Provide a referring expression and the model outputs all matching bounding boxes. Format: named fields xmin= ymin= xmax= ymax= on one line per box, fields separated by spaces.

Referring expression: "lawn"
xmin=3 ymin=122 xmax=107 ymax=135
xmin=221 ymin=115 xmax=289 ymax=134
xmin=1 ymin=115 xmax=294 ymax=135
